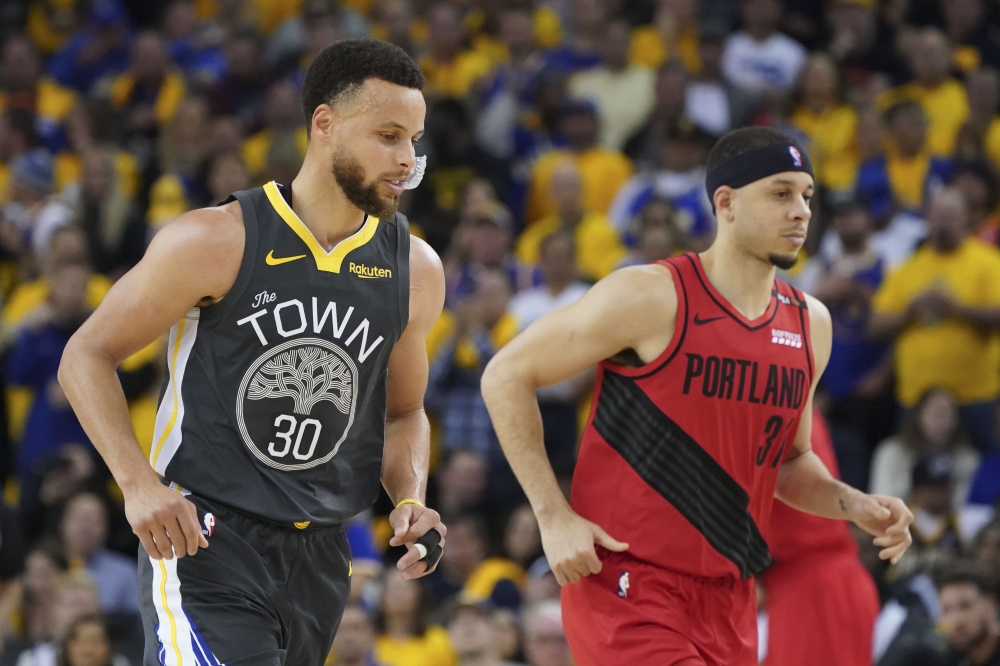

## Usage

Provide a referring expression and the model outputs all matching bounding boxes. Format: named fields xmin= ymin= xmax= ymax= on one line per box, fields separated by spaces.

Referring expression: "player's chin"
xmin=766 ymin=250 xmax=800 ymax=271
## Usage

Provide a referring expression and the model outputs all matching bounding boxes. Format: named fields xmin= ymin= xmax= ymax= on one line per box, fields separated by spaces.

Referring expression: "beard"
xmin=768 ymin=252 xmax=799 ymax=270
xmin=330 ymin=145 xmax=400 ymax=220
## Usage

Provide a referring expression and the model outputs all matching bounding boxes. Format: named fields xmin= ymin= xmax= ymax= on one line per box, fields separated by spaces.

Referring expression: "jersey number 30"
xmin=269 ymin=415 xmax=323 ymax=460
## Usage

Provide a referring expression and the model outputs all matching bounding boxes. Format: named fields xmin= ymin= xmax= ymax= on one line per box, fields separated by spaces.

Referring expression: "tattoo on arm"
xmin=839 ymin=498 xmax=847 ymax=513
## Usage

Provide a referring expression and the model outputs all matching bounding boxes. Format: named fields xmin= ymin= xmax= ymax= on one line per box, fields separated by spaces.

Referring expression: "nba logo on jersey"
xmin=202 ymin=512 xmax=215 ymax=537
xmin=771 ymin=329 xmax=803 ymax=348
xmin=788 ymin=146 xmax=802 ymax=167
xmin=618 ymin=572 xmax=630 ymax=598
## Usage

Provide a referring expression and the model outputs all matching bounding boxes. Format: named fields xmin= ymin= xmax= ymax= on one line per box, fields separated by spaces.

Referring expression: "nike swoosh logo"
xmin=265 ymin=250 xmax=307 ymax=266
xmin=693 ymin=314 xmax=727 ymax=326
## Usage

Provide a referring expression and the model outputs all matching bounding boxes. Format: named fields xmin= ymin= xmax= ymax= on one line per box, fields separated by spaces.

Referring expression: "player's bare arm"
xmin=482 ymin=265 xmax=676 ymax=585
xmin=775 ymin=294 xmax=914 ymax=564
xmin=58 ymin=202 xmax=246 ymax=561
xmin=381 ymin=236 xmax=447 ymax=580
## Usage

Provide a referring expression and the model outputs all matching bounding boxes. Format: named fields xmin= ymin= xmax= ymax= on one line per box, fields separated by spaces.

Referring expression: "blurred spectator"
xmin=373 ymin=574 xmax=454 ymax=666
xmin=418 ymin=3 xmax=493 ymax=101
xmin=622 ymin=62 xmax=689 ymax=169
xmin=539 ymin=0 xmax=606 ymax=75
xmin=2 ymin=149 xmax=73 ymax=265
xmin=0 ymin=110 xmax=40 ymax=206
xmin=54 ymin=103 xmax=139 ymax=200
xmin=56 ymin=615 xmax=121 ymax=666
xmin=938 ymin=562 xmax=1000 ymax=665
xmin=59 ymin=493 xmax=137 ymax=615
xmin=957 ymin=68 xmax=1000 ymax=168
xmin=13 ymin=572 xmax=100 ymax=666
xmin=241 ymin=80 xmax=306 ymax=182
xmin=975 ymin=521 xmax=1000 ymax=585
xmin=409 ymin=99 xmax=509 ymax=253
xmin=721 ymin=0 xmax=806 ymax=93
xmin=617 ymin=198 xmax=685 ymax=266
xmin=426 ymin=514 xmax=523 ymax=611
xmin=508 ymin=232 xmax=591 ymax=473
xmin=108 ymin=31 xmax=186 ymax=143
xmin=24 ymin=0 xmax=79 ymax=56
xmin=370 ymin=0 xmax=420 ymax=59
xmin=522 ymin=601 xmax=570 ymax=666
xmin=447 ymin=601 xmax=523 ymax=666
xmin=3 ymin=544 xmax=67 ymax=663
xmin=434 ymin=449 xmax=488 ymax=520
xmin=205 ymin=151 xmax=250 ymax=205
xmin=45 ymin=0 xmax=131 ymax=94
xmin=327 ymin=603 xmax=382 ymax=666
xmin=856 ymin=102 xmax=954 ymax=221
xmin=878 ymin=28 xmax=970 ymax=157
xmin=611 ymin=118 xmax=714 ymax=246
xmin=7 ymin=261 xmax=92 ymax=530
xmin=568 ymin=20 xmax=655 ymax=151
xmin=809 ymin=200 xmax=891 ymax=448
xmin=445 ymin=200 xmax=533 ymax=308
xmin=0 ymin=36 xmax=77 ymax=154
xmin=519 ymin=162 xmax=625 ymax=282
xmin=790 ymin=54 xmax=859 ymax=196
xmin=62 ymin=148 xmax=144 ymax=277
xmin=206 ymin=27 xmax=268 ymax=133
xmin=345 ymin=515 xmax=383 ymax=604
xmin=491 ymin=608 xmax=523 ymax=664
xmin=526 ymin=101 xmax=632 ymax=224
xmin=942 ymin=0 xmax=1000 ymax=74
xmin=823 ymin=0 xmax=907 ymax=88
xmin=627 ymin=0 xmax=700 ymax=73
xmin=147 ymin=96 xmax=212 ymax=228
xmin=162 ymin=0 xmax=227 ymax=88
xmin=266 ymin=0 xmax=368 ymax=74
xmin=501 ymin=506 xmax=542 ymax=572
xmin=890 ymin=454 xmax=964 ymax=579
xmin=0 ymin=502 xmax=25 ymax=652
xmin=951 ymin=160 xmax=1000 ymax=246
xmin=683 ymin=29 xmax=758 ymax=139
xmin=426 ymin=268 xmax=515 ymax=456
xmin=869 ymin=188 xmax=1000 ymax=452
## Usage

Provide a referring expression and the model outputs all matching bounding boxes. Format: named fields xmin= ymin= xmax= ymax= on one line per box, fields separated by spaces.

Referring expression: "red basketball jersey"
xmin=572 ymin=252 xmax=814 ymax=580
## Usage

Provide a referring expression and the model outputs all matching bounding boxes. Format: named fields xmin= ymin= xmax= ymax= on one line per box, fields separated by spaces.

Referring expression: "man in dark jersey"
xmin=58 ymin=39 xmax=446 ymax=666
xmin=482 ymin=127 xmax=914 ymax=665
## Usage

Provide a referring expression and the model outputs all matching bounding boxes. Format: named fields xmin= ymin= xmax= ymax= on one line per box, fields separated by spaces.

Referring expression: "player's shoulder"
xmin=801 ymin=291 xmax=831 ymax=330
xmin=588 ymin=262 xmax=678 ymax=322
xmin=406 ymin=234 xmax=445 ymax=330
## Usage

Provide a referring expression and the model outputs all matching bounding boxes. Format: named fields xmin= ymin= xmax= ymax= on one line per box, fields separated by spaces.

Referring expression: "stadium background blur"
xmin=5 ymin=0 xmax=1000 ymax=663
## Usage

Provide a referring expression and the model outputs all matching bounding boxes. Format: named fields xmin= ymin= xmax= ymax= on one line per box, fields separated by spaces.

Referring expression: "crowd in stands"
xmin=7 ymin=0 xmax=1000 ymax=663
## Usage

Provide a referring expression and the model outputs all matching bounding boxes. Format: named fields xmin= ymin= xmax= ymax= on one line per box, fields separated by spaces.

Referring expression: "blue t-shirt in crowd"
xmin=821 ymin=257 xmax=889 ymax=400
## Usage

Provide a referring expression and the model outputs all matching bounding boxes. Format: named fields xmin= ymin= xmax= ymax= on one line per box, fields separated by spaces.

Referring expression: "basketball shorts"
xmin=562 ymin=548 xmax=757 ymax=666
xmin=137 ymin=494 xmax=352 ymax=666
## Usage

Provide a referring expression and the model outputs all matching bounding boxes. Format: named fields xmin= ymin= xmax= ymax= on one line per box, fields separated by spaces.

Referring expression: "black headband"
xmin=705 ymin=143 xmax=814 ymax=202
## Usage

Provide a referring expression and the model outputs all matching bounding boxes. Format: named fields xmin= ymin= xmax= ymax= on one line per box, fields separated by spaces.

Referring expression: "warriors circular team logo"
xmin=236 ymin=337 xmax=358 ymax=471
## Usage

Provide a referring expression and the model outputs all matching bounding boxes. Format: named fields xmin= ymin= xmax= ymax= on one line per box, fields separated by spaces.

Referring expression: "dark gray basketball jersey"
xmin=149 ymin=181 xmax=409 ymax=524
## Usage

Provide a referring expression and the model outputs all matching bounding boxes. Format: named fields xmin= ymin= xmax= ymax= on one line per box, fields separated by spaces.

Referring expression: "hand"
xmin=911 ymin=289 xmax=956 ymax=319
xmin=389 ymin=503 xmax=447 ymax=580
xmin=123 ymin=477 xmax=208 ymax=560
xmin=539 ymin=509 xmax=628 ymax=585
xmin=847 ymin=493 xmax=913 ymax=564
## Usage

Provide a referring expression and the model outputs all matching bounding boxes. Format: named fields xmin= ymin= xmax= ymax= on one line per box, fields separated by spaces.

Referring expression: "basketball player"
xmin=481 ymin=127 xmax=914 ymax=665
xmin=58 ymin=39 xmax=446 ymax=666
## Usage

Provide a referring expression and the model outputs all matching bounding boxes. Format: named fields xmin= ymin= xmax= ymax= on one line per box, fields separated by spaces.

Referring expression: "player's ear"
xmin=311 ymin=104 xmax=337 ymax=141
xmin=714 ymin=187 xmax=736 ymax=223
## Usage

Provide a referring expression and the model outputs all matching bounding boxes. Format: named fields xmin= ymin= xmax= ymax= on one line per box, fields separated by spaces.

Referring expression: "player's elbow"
xmin=481 ymin=348 xmax=532 ymax=404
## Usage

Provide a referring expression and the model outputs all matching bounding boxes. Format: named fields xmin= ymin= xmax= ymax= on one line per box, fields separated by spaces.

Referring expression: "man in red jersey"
xmin=761 ymin=409 xmax=880 ymax=666
xmin=481 ymin=127 xmax=913 ymax=666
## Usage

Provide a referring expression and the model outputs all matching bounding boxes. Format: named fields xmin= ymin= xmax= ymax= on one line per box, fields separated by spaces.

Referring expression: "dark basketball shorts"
xmin=562 ymin=548 xmax=757 ymax=666
xmin=137 ymin=494 xmax=352 ymax=666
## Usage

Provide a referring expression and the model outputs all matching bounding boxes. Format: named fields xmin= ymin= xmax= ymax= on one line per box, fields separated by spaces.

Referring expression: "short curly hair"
xmin=301 ymin=38 xmax=425 ymax=133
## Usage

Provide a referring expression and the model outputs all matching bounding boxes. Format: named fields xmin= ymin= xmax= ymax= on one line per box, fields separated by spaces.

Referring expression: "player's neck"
xmin=698 ymin=244 xmax=776 ymax=320
xmin=288 ymin=160 xmax=368 ymax=252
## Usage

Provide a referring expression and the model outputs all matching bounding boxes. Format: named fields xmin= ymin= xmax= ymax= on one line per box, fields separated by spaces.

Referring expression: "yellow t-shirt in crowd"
xmin=628 ymin=22 xmax=700 ymax=73
xmin=878 ymin=79 xmax=970 ymax=156
xmin=526 ymin=149 xmax=633 ymax=224
xmin=872 ymin=238 xmax=1000 ymax=406
xmin=790 ymin=104 xmax=858 ymax=192
xmin=109 ymin=71 xmax=186 ymax=128
xmin=886 ymin=151 xmax=932 ymax=210
xmin=375 ymin=626 xmax=457 ymax=666
xmin=983 ymin=117 xmax=1000 ymax=173
xmin=241 ymin=127 xmax=308 ymax=178
xmin=418 ymin=50 xmax=494 ymax=99
xmin=0 ymin=78 xmax=78 ymax=127
xmin=516 ymin=211 xmax=626 ymax=282
xmin=54 ymin=149 xmax=139 ymax=197
xmin=147 ymin=173 xmax=191 ymax=227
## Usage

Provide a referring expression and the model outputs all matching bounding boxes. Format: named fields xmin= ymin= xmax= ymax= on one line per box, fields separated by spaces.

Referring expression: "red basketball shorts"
xmin=561 ymin=549 xmax=758 ymax=666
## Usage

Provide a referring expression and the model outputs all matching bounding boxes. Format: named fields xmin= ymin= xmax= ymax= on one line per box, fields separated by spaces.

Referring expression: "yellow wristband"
xmin=395 ymin=498 xmax=424 ymax=509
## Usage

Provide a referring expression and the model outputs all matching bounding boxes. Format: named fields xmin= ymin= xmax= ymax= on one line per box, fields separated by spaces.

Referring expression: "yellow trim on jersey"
xmin=293 ymin=521 xmax=311 ymax=529
xmin=151 ymin=317 xmax=187 ymax=467
xmin=262 ymin=181 xmax=380 ymax=273
xmin=159 ymin=559 xmax=183 ymax=666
